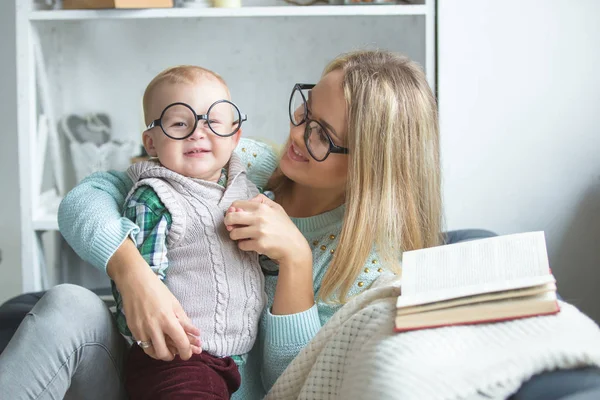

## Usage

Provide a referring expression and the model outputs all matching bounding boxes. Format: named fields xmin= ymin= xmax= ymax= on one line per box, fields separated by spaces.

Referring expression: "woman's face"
xmin=279 ymin=69 xmax=349 ymax=192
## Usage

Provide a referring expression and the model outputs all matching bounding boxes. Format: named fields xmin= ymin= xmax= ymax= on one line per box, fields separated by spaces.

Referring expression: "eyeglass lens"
xmin=290 ymin=88 xmax=308 ymax=126
xmin=305 ymin=120 xmax=331 ymax=161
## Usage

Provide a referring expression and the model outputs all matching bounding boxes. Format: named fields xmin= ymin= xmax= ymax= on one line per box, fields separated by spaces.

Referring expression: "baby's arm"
xmin=123 ymin=185 xmax=172 ymax=279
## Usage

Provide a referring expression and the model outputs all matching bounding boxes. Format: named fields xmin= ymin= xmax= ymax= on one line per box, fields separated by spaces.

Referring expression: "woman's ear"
xmin=142 ymin=131 xmax=158 ymax=157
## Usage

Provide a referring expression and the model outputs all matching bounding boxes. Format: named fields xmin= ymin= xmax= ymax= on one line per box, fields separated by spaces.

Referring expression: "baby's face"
xmin=144 ymin=78 xmax=240 ymax=181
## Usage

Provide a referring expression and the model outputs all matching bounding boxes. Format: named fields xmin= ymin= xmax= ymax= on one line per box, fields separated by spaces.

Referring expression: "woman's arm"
xmin=260 ymin=262 xmax=378 ymax=391
xmin=271 ymin=252 xmax=314 ymax=315
xmin=58 ymin=170 xmax=200 ymax=361
xmin=113 ymin=185 xmax=172 ymax=337
xmin=234 ymin=138 xmax=279 ymax=190
xmin=260 ymin=303 xmax=323 ymax=390
xmin=58 ymin=170 xmax=137 ymax=269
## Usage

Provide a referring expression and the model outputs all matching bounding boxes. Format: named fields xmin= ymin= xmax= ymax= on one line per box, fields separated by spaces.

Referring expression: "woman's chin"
xmin=279 ymin=155 xmax=305 ymax=183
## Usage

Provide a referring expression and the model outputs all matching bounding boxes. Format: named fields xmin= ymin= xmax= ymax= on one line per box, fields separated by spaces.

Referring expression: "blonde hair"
xmin=270 ymin=50 xmax=443 ymax=303
xmin=142 ymin=65 xmax=230 ymax=125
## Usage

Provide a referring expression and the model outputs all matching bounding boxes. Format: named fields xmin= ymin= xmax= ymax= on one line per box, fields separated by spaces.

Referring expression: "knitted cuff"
xmin=89 ymin=217 xmax=140 ymax=271
xmin=265 ymin=304 xmax=322 ymax=347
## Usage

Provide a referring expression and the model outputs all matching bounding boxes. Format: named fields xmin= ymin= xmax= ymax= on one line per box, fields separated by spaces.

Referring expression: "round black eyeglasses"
xmin=289 ymin=83 xmax=349 ymax=162
xmin=146 ymin=100 xmax=247 ymax=140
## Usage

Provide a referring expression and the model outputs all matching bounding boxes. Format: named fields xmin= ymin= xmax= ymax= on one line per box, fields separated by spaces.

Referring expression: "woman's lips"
xmin=287 ymin=142 xmax=309 ymax=162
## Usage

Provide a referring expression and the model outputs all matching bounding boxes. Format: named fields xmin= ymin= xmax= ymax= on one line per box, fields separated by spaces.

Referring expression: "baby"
xmin=112 ymin=65 xmax=266 ymax=399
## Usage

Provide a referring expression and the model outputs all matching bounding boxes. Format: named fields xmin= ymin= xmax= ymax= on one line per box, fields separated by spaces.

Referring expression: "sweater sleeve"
xmin=260 ymin=304 xmax=325 ymax=391
xmin=58 ymin=170 xmax=138 ymax=272
xmin=234 ymin=137 xmax=279 ymax=190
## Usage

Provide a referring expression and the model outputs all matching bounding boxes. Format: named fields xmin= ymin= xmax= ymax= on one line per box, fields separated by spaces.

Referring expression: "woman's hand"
xmin=224 ymin=194 xmax=310 ymax=264
xmin=108 ymin=239 xmax=202 ymax=361
xmin=224 ymin=194 xmax=315 ymax=314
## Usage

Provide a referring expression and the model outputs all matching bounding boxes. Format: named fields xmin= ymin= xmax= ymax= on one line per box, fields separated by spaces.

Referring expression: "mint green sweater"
xmin=58 ymin=138 xmax=387 ymax=399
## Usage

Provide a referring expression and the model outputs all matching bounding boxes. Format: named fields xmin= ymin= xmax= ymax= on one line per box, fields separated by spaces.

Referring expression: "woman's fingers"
xmin=229 ymin=226 xmax=258 ymax=241
xmin=165 ymin=335 xmax=202 ymax=358
xmin=165 ymin=300 xmax=198 ymax=360
xmin=167 ymin=345 xmax=179 ymax=356
xmin=229 ymin=200 xmax=262 ymax=212
xmin=249 ymin=193 xmax=278 ymax=207
xmin=163 ymin=319 xmax=193 ymax=360
xmin=237 ymin=238 xmax=260 ymax=253
xmin=148 ymin=326 xmax=175 ymax=361
xmin=231 ymin=194 xmax=277 ymax=212
xmin=181 ymin=333 xmax=202 ymax=355
xmin=174 ymin=304 xmax=201 ymax=338
xmin=224 ymin=210 xmax=256 ymax=227
xmin=181 ymin=323 xmax=201 ymax=348
xmin=191 ymin=344 xmax=202 ymax=354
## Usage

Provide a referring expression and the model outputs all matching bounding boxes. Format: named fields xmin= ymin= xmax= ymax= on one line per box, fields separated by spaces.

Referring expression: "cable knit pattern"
xmin=125 ymin=153 xmax=265 ymax=357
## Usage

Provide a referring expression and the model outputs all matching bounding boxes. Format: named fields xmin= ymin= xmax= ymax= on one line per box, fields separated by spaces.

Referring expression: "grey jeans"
xmin=0 ymin=284 xmax=128 ymax=400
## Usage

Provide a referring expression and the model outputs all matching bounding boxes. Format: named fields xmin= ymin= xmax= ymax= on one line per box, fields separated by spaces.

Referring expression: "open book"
xmin=395 ymin=231 xmax=560 ymax=332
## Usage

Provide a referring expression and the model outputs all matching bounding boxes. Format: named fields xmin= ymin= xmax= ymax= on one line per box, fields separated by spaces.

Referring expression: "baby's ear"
xmin=142 ymin=131 xmax=158 ymax=157
xmin=231 ymin=128 xmax=242 ymax=147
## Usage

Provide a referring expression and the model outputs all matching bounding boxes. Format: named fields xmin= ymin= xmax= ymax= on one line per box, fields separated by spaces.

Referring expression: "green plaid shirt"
xmin=112 ymin=169 xmax=227 ymax=337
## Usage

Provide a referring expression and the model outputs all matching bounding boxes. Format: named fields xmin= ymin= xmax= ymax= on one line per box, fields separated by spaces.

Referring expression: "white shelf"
xmin=29 ymin=5 xmax=426 ymax=20
xmin=33 ymin=214 xmax=59 ymax=231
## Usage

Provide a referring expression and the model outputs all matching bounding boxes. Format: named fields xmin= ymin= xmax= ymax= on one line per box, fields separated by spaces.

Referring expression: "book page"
xmin=396 ymin=282 xmax=556 ymax=315
xmin=398 ymin=231 xmax=553 ymax=307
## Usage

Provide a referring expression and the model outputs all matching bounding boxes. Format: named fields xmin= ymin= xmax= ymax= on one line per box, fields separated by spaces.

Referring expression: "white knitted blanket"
xmin=266 ymin=275 xmax=600 ymax=400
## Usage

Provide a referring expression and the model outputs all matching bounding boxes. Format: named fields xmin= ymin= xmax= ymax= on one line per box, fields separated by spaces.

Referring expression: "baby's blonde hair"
xmin=271 ymin=50 xmax=443 ymax=303
xmin=142 ymin=65 xmax=230 ymax=125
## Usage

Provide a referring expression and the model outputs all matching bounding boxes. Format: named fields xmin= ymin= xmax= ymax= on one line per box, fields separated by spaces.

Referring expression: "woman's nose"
xmin=289 ymin=121 xmax=305 ymax=141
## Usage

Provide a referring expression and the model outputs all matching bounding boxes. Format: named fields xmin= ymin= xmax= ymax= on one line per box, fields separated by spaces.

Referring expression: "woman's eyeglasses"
xmin=289 ymin=83 xmax=349 ymax=162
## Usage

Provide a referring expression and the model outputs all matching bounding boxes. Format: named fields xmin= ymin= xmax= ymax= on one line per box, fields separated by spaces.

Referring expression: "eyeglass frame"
xmin=146 ymin=100 xmax=247 ymax=140
xmin=289 ymin=83 xmax=350 ymax=162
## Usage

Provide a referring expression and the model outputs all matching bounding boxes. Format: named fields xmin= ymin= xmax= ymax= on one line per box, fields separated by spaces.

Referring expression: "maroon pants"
xmin=125 ymin=344 xmax=241 ymax=400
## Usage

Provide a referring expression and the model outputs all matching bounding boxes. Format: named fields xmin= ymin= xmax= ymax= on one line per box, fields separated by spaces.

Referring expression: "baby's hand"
xmin=225 ymin=206 xmax=244 ymax=232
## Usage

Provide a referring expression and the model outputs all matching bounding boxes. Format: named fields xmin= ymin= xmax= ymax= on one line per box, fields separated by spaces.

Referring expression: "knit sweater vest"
xmin=125 ymin=153 xmax=266 ymax=357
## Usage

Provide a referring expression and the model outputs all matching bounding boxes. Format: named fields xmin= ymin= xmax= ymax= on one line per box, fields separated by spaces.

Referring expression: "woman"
xmin=1 ymin=50 xmax=598 ymax=399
